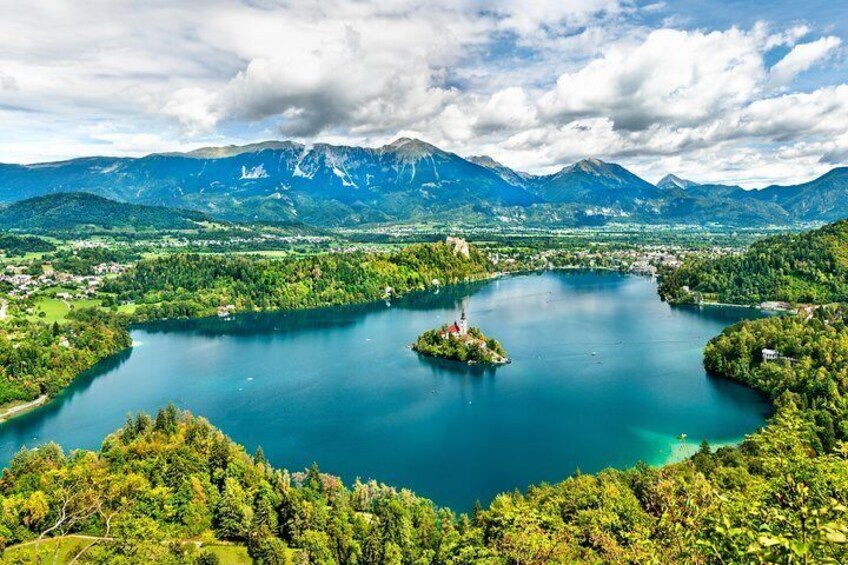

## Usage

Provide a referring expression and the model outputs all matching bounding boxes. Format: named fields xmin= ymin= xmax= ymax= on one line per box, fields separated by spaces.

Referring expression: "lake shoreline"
xmin=0 ymin=394 xmax=49 ymax=422
xmin=0 ymin=342 xmax=135 ymax=425
xmin=0 ymin=271 xmax=773 ymax=509
xmin=0 ymin=268 xmax=770 ymax=435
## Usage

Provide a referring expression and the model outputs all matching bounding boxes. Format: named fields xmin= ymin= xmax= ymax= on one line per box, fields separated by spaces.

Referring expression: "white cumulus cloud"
xmin=537 ymin=28 xmax=765 ymax=131
xmin=0 ymin=0 xmax=846 ymax=186
xmin=768 ymin=36 xmax=842 ymax=86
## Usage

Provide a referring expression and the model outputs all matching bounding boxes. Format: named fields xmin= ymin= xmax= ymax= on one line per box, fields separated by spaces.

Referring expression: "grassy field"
xmin=115 ymin=302 xmax=137 ymax=315
xmin=2 ymin=536 xmax=97 ymax=563
xmin=17 ymin=294 xmax=135 ymax=324
xmin=0 ymin=251 xmax=49 ymax=263
xmin=28 ymin=297 xmax=71 ymax=323
xmin=2 ymin=537 xmax=254 ymax=564
xmin=203 ymin=544 xmax=253 ymax=564
xmin=26 ymin=297 xmax=103 ymax=323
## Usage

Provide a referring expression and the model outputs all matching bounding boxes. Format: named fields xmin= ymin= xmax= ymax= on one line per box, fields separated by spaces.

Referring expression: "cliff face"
xmin=446 ymin=236 xmax=470 ymax=258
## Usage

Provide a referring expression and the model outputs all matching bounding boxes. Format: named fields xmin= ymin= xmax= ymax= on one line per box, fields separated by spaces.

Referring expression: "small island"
xmin=412 ymin=310 xmax=510 ymax=365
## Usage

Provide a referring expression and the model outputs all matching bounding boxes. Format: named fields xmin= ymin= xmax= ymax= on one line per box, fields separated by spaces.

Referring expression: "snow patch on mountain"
xmin=241 ymin=164 xmax=268 ymax=180
xmin=332 ymin=166 xmax=358 ymax=188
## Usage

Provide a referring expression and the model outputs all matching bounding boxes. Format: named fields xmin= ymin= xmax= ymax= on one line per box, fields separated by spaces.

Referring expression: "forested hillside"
xmin=0 ymin=310 xmax=131 ymax=406
xmin=659 ymin=219 xmax=848 ymax=304
xmin=705 ymin=305 xmax=848 ymax=451
xmin=0 ymin=234 xmax=55 ymax=257
xmin=0 ymin=193 xmax=212 ymax=233
xmin=104 ymin=241 xmax=492 ymax=320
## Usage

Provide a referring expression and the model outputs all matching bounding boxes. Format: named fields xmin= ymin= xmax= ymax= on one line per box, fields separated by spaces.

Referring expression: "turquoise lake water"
xmin=0 ymin=271 xmax=771 ymax=510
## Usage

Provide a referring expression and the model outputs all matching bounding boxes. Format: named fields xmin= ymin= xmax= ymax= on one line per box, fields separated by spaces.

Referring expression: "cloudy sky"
xmin=1 ymin=0 xmax=846 ymax=186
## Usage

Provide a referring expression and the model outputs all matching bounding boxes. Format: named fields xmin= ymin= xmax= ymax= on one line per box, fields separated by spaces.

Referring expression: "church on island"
xmin=442 ymin=309 xmax=469 ymax=338
xmin=412 ymin=307 xmax=510 ymax=365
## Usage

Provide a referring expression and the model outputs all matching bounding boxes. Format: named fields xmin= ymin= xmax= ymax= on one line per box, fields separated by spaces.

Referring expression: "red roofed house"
xmin=442 ymin=310 xmax=468 ymax=338
xmin=445 ymin=322 xmax=462 ymax=335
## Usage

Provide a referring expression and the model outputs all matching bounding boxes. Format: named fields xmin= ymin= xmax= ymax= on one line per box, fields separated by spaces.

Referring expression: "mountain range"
xmin=0 ymin=137 xmax=846 ymax=227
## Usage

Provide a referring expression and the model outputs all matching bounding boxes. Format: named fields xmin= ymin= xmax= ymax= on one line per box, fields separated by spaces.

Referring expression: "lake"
xmin=0 ymin=271 xmax=771 ymax=510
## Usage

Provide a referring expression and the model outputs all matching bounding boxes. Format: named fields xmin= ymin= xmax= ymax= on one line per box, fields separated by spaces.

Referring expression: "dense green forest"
xmin=0 ymin=310 xmax=131 ymax=406
xmin=0 ymin=234 xmax=55 ymax=257
xmin=412 ymin=326 xmax=508 ymax=364
xmin=105 ymin=242 xmax=492 ymax=321
xmin=704 ymin=305 xmax=848 ymax=452
xmin=659 ymin=219 xmax=848 ymax=304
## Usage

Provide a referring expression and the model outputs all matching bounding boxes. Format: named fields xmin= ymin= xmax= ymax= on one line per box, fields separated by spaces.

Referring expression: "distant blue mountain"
xmin=656 ymin=174 xmax=699 ymax=190
xmin=0 ymin=138 xmax=845 ymax=227
xmin=0 ymin=138 xmax=538 ymax=226
xmin=751 ymin=167 xmax=848 ymax=222
xmin=534 ymin=158 xmax=661 ymax=205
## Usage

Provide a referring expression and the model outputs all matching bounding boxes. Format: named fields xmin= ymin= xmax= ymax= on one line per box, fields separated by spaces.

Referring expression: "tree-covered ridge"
xmin=104 ymin=241 xmax=492 ymax=321
xmin=412 ymin=326 xmax=509 ymax=364
xmin=0 ymin=310 xmax=131 ymax=406
xmin=704 ymin=305 xmax=848 ymax=453
xmin=0 ymin=193 xmax=212 ymax=233
xmin=659 ymin=219 xmax=848 ymax=305
xmin=0 ymin=234 xmax=55 ymax=257
xmin=0 ymin=406 xmax=469 ymax=564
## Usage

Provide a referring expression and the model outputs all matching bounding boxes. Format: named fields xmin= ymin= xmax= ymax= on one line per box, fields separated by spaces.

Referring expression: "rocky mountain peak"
xmin=382 ymin=137 xmax=443 ymax=159
xmin=657 ymin=174 xmax=698 ymax=190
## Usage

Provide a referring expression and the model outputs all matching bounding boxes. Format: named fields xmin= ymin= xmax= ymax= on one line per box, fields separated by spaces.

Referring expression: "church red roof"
xmin=446 ymin=322 xmax=461 ymax=334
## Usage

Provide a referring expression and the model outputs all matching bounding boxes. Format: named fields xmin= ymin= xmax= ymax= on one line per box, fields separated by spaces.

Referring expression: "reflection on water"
xmin=674 ymin=303 xmax=771 ymax=325
xmin=414 ymin=353 xmax=500 ymax=378
xmin=0 ymin=272 xmax=772 ymax=510
xmin=139 ymin=279 xmax=488 ymax=339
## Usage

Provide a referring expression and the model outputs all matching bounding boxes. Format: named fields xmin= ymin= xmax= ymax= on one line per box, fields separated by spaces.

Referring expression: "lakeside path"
xmin=0 ymin=394 xmax=48 ymax=422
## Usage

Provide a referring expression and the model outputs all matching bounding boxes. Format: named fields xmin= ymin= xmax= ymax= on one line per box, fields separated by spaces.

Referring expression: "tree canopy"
xmin=105 ymin=242 xmax=492 ymax=321
xmin=659 ymin=219 xmax=848 ymax=305
xmin=0 ymin=310 xmax=131 ymax=406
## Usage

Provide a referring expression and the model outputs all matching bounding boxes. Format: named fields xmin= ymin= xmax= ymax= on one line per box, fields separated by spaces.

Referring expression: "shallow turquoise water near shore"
xmin=0 ymin=271 xmax=771 ymax=510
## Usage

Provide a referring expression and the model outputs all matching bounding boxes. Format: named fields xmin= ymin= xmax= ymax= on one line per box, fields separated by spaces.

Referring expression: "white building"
xmin=762 ymin=348 xmax=780 ymax=362
xmin=442 ymin=309 xmax=469 ymax=338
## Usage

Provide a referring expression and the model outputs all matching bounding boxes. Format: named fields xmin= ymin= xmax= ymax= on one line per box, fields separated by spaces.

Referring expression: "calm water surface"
xmin=0 ymin=272 xmax=771 ymax=510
